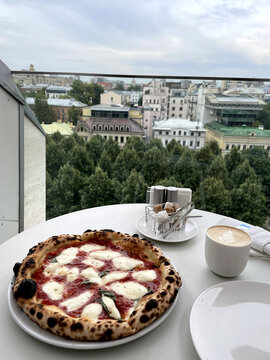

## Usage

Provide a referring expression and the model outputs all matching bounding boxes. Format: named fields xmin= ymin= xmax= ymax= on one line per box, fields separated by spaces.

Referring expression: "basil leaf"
xmin=99 ymin=270 xmax=109 ymax=278
xmin=99 ymin=289 xmax=116 ymax=300
xmin=99 ymin=299 xmax=110 ymax=315
xmin=82 ymin=280 xmax=95 ymax=285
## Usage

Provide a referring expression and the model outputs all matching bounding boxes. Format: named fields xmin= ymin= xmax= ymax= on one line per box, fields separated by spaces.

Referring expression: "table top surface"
xmin=1 ymin=203 xmax=269 ymax=360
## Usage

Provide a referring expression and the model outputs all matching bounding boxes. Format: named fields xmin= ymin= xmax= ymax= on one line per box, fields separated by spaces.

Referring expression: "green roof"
xmin=206 ymin=122 xmax=270 ymax=137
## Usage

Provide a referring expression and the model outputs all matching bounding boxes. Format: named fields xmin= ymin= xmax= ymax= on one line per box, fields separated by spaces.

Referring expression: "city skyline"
xmin=1 ymin=0 xmax=270 ymax=78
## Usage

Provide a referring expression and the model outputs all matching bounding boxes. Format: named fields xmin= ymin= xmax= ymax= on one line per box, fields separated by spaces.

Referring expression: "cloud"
xmin=1 ymin=0 xmax=270 ymax=78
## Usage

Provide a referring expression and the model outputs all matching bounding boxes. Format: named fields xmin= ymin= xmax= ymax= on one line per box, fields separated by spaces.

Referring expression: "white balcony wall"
xmin=24 ymin=115 xmax=46 ymax=230
xmin=0 ymin=86 xmax=20 ymax=243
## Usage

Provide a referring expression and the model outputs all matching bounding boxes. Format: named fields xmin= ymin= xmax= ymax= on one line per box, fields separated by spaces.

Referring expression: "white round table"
xmin=1 ymin=204 xmax=269 ymax=360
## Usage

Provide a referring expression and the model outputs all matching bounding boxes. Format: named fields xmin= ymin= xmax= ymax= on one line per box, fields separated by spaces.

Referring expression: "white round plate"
xmin=190 ymin=281 xmax=270 ymax=360
xmin=136 ymin=216 xmax=198 ymax=243
xmin=8 ymin=279 xmax=179 ymax=350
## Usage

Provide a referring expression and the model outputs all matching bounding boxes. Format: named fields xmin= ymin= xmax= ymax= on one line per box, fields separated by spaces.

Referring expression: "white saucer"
xmin=190 ymin=280 xmax=270 ymax=360
xmin=136 ymin=216 xmax=198 ymax=243
xmin=8 ymin=278 xmax=179 ymax=350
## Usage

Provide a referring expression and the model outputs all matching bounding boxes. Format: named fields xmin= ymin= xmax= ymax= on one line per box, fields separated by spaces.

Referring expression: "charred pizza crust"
xmin=13 ymin=230 xmax=181 ymax=341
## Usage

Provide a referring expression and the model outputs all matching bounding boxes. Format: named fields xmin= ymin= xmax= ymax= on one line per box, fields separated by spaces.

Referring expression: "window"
xmin=93 ymin=125 xmax=96 ymax=130
xmin=126 ymin=126 xmax=130 ymax=132
xmin=104 ymin=136 xmax=107 ymax=140
xmin=191 ymin=132 xmax=194 ymax=136
xmin=149 ymin=99 xmax=152 ymax=104
xmin=166 ymin=131 xmax=169 ymax=135
xmin=226 ymin=144 xmax=230 ymax=150
xmin=243 ymin=144 xmax=247 ymax=150
xmin=178 ymin=130 xmax=181 ymax=135
xmin=104 ymin=125 xmax=108 ymax=131
xmin=172 ymin=114 xmax=175 ymax=117
xmin=80 ymin=127 xmax=83 ymax=132
xmin=115 ymin=126 xmax=119 ymax=131
xmin=197 ymin=141 xmax=200 ymax=147
xmin=173 ymin=100 xmax=175 ymax=104
xmin=109 ymin=125 xmax=113 ymax=131
xmin=198 ymin=132 xmax=201 ymax=136
xmin=159 ymin=131 xmax=162 ymax=135
xmin=120 ymin=126 xmax=124 ymax=131
xmin=190 ymin=141 xmax=193 ymax=147
xmin=115 ymin=136 xmax=118 ymax=141
xmin=98 ymin=125 xmax=102 ymax=130
xmin=237 ymin=145 xmax=241 ymax=150
xmin=165 ymin=140 xmax=168 ymax=145
xmin=184 ymin=131 xmax=186 ymax=136
xmin=121 ymin=136 xmax=124 ymax=143
xmin=183 ymin=140 xmax=186 ymax=146
xmin=180 ymin=107 xmax=183 ymax=111
xmin=173 ymin=131 xmax=176 ymax=135
xmin=172 ymin=107 xmax=175 ymax=111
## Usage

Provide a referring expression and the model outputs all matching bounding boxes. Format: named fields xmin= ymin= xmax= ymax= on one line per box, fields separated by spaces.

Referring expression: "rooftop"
xmin=26 ymin=97 xmax=87 ymax=107
xmin=41 ymin=122 xmax=73 ymax=136
xmin=207 ymin=93 xmax=265 ymax=105
xmin=206 ymin=121 xmax=270 ymax=137
xmin=153 ymin=118 xmax=206 ymax=131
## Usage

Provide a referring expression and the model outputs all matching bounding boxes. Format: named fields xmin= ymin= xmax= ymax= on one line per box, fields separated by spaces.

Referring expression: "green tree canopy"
xmin=69 ymin=144 xmax=94 ymax=175
xmin=47 ymin=164 xmax=85 ymax=219
xmin=230 ymin=159 xmax=258 ymax=187
xmin=68 ymin=106 xmax=82 ymax=125
xmin=230 ymin=180 xmax=266 ymax=226
xmin=69 ymin=80 xmax=95 ymax=105
xmin=224 ymin=147 xmax=245 ymax=173
xmin=206 ymin=155 xmax=229 ymax=186
xmin=80 ymin=167 xmax=114 ymax=208
xmin=121 ymin=169 xmax=148 ymax=203
xmin=256 ymin=103 xmax=270 ymax=129
xmin=113 ymin=148 xmax=141 ymax=182
xmin=142 ymin=146 xmax=168 ymax=185
xmin=34 ymin=93 xmax=57 ymax=124
xmin=86 ymin=134 xmax=106 ymax=166
xmin=193 ymin=176 xmax=231 ymax=216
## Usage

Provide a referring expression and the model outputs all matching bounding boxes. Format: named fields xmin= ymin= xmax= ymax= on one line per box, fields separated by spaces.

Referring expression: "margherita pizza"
xmin=12 ymin=230 xmax=181 ymax=341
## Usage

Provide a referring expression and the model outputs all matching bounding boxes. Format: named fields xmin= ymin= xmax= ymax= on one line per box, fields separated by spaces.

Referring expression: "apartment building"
xmin=153 ymin=118 xmax=207 ymax=149
xmin=26 ymin=97 xmax=87 ymax=122
xmin=206 ymin=122 xmax=270 ymax=156
xmin=74 ymin=105 xmax=144 ymax=146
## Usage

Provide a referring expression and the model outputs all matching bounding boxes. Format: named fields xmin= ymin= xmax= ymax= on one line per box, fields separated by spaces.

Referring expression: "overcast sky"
xmin=1 ymin=0 xmax=270 ymax=79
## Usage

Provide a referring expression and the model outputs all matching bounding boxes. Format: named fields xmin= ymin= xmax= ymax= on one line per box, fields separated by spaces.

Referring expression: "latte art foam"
xmin=207 ymin=226 xmax=251 ymax=247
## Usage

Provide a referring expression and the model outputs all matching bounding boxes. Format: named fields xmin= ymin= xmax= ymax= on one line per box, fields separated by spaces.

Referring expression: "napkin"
xmin=216 ymin=217 xmax=270 ymax=256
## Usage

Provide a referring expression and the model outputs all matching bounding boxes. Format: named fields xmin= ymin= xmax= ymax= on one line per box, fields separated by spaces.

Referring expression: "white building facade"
xmin=153 ymin=118 xmax=207 ymax=149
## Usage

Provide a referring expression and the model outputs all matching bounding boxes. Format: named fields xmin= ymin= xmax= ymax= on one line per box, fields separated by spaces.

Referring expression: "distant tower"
xmin=29 ymin=64 xmax=35 ymax=72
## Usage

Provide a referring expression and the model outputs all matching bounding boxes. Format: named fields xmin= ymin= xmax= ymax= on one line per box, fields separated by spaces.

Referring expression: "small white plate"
xmin=190 ymin=281 xmax=270 ymax=360
xmin=8 ymin=279 xmax=179 ymax=350
xmin=136 ymin=216 xmax=198 ymax=243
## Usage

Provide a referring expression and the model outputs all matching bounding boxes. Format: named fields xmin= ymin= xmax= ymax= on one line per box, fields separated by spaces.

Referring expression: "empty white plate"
xmin=190 ymin=281 xmax=270 ymax=360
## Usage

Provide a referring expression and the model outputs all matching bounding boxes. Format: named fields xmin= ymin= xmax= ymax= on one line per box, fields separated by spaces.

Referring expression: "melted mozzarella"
xmin=53 ymin=266 xmax=79 ymax=282
xmin=42 ymin=281 xmax=64 ymax=300
xmin=80 ymin=244 xmax=105 ymax=252
xmin=56 ymin=247 xmax=79 ymax=265
xmin=82 ymin=257 xmax=104 ymax=269
xmin=90 ymin=250 xmax=121 ymax=260
xmin=112 ymin=256 xmax=143 ymax=271
xmin=101 ymin=295 xmax=121 ymax=320
xmin=110 ymin=281 xmax=148 ymax=300
xmin=44 ymin=262 xmax=60 ymax=277
xmin=60 ymin=291 xmax=93 ymax=312
xmin=81 ymin=267 xmax=102 ymax=285
xmin=102 ymin=271 xmax=128 ymax=285
xmin=132 ymin=270 xmax=157 ymax=282
xmin=81 ymin=303 xmax=103 ymax=320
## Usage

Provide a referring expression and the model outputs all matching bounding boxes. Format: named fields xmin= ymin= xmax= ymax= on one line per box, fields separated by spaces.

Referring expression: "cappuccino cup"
xmin=205 ymin=225 xmax=251 ymax=277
